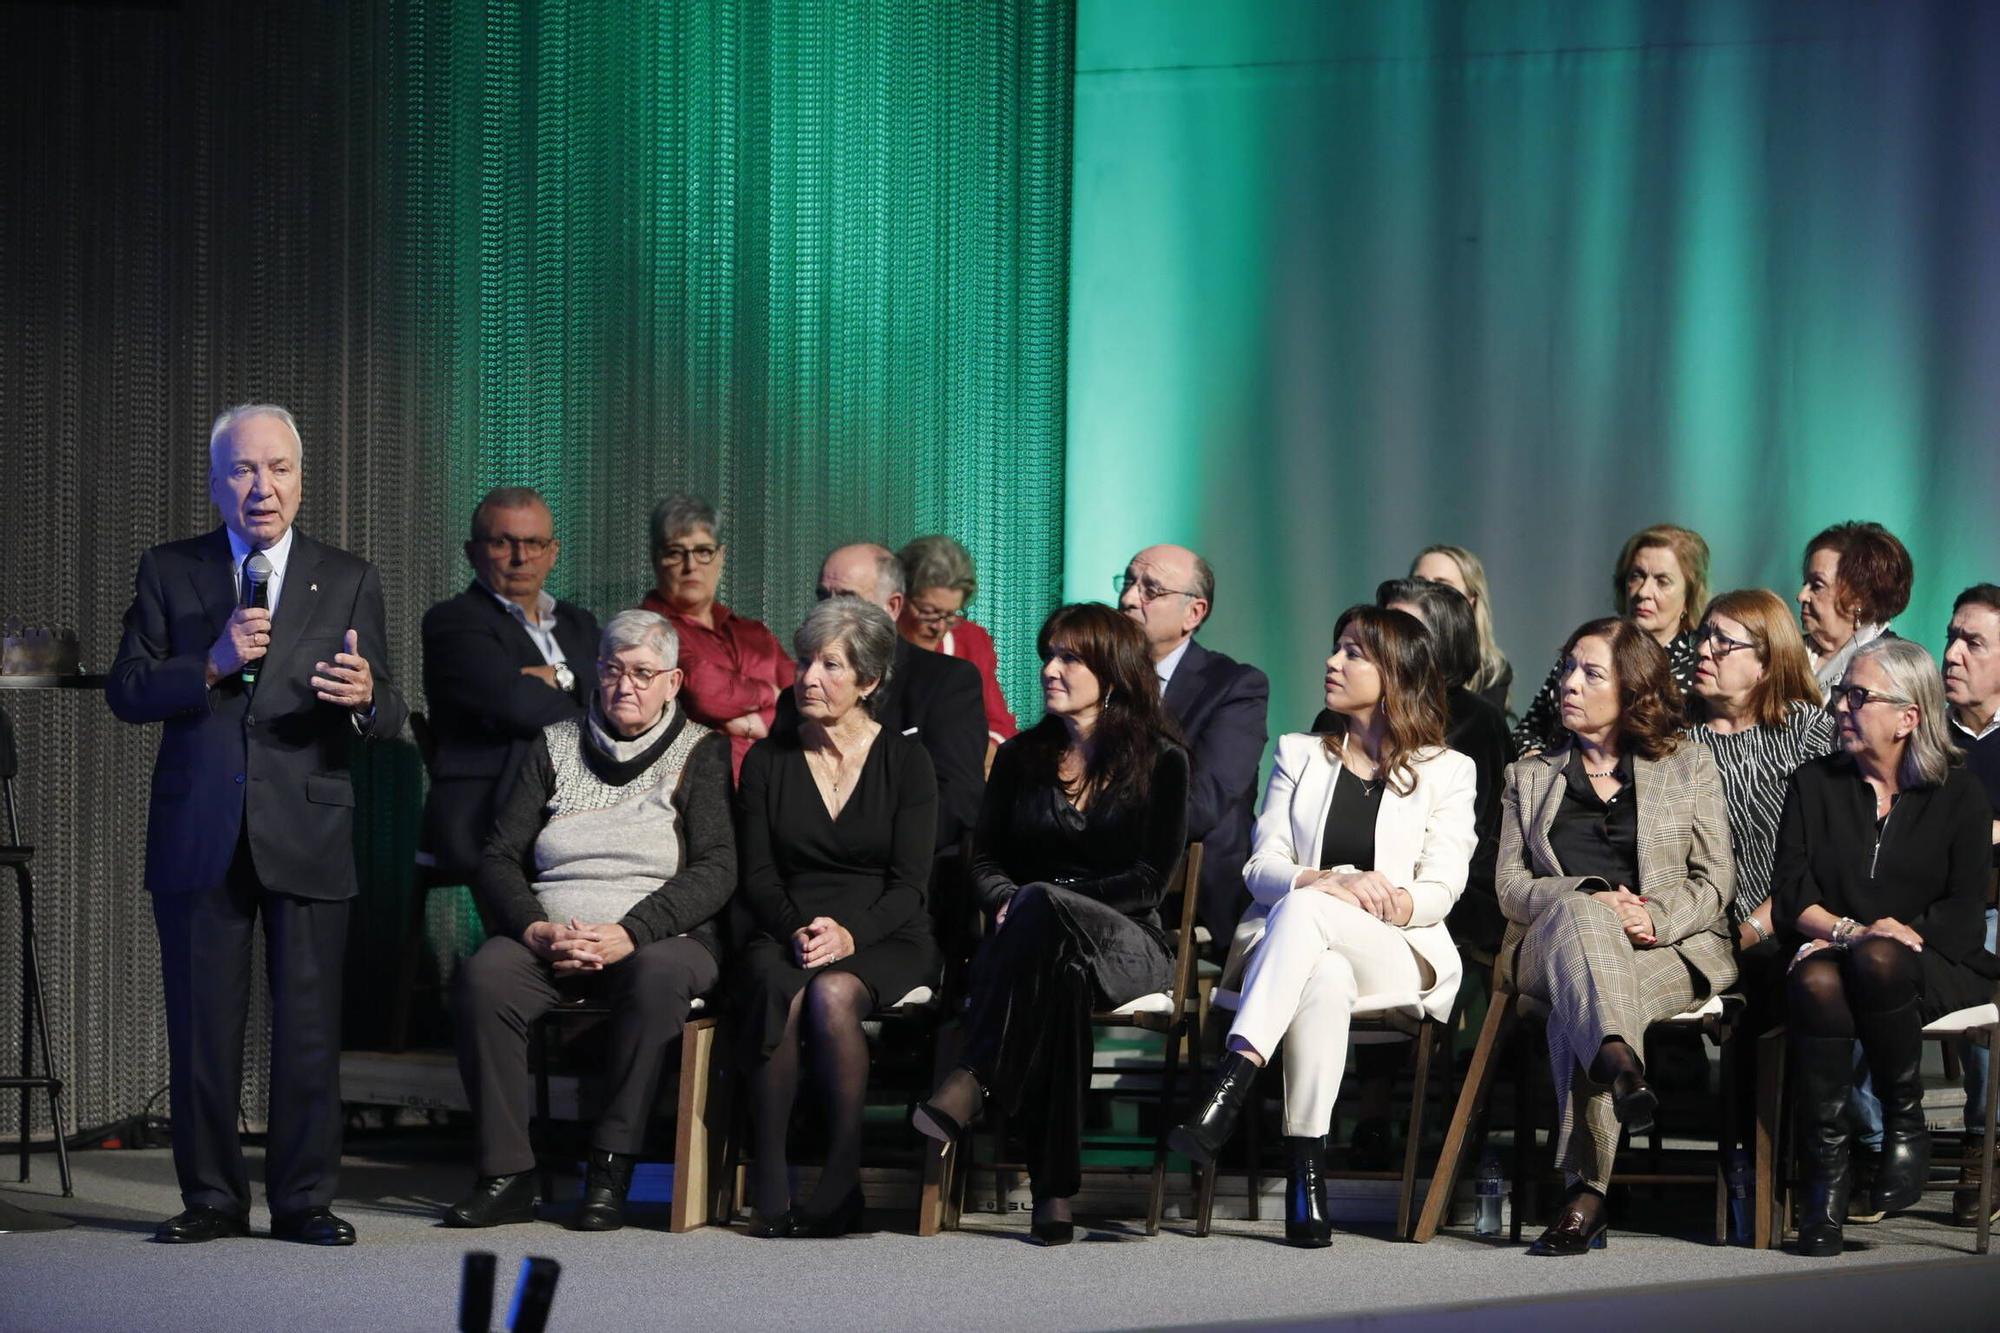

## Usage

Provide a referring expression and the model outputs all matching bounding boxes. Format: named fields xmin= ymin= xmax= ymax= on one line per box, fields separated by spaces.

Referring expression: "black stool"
xmin=0 ymin=706 xmax=72 ymax=1196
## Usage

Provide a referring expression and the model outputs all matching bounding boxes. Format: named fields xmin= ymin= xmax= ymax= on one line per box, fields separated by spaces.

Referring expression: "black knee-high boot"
xmin=1794 ymin=1035 xmax=1854 ymax=1258
xmin=1855 ymin=997 xmax=1930 ymax=1213
xmin=1168 ymin=1051 xmax=1260 ymax=1166
xmin=1285 ymin=1135 xmax=1333 ymax=1248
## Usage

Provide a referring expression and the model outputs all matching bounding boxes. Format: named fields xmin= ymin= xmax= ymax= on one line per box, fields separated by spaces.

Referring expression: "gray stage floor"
xmin=0 ymin=1144 xmax=1991 ymax=1332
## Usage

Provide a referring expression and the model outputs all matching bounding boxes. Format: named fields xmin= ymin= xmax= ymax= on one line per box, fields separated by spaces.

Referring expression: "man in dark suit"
xmin=108 ymin=404 xmax=407 ymax=1246
xmin=1118 ymin=544 xmax=1269 ymax=944
xmin=420 ymin=487 xmax=599 ymax=886
xmin=775 ymin=542 xmax=986 ymax=854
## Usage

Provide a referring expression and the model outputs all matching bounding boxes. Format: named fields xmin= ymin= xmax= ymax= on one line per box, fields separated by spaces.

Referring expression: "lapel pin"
xmin=310 ymin=583 xmax=319 ymax=592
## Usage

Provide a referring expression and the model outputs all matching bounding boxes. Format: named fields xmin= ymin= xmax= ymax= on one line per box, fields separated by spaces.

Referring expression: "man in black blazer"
xmin=775 ymin=542 xmax=986 ymax=854
xmin=108 ymin=405 xmax=407 ymax=1246
xmin=420 ymin=487 xmax=599 ymax=886
xmin=1118 ymin=544 xmax=1269 ymax=944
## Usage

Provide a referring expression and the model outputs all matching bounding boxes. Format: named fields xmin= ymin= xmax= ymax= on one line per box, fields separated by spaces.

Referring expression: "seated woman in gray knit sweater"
xmin=444 ymin=609 xmax=737 ymax=1232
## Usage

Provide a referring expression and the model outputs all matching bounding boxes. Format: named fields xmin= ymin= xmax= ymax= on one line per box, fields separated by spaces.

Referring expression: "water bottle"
xmin=1725 ymin=1147 xmax=1752 ymax=1244
xmin=1474 ymin=1151 xmax=1506 ymax=1236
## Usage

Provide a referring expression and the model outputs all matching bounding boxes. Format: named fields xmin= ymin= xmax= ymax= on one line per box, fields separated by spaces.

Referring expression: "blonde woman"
xmin=1413 ymin=544 xmax=1513 ymax=716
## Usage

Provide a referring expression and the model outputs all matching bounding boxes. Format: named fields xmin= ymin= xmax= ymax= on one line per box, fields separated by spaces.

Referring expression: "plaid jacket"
xmin=1495 ymin=742 xmax=1737 ymax=995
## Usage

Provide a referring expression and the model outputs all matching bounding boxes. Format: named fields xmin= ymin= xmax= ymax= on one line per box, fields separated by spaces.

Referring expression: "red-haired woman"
xmin=1170 ymin=606 xmax=1477 ymax=1246
xmin=1499 ymin=618 xmax=1736 ymax=1255
xmin=912 ymin=603 xmax=1188 ymax=1245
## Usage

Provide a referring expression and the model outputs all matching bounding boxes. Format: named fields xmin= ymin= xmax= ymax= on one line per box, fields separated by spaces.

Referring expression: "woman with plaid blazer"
xmin=1498 ymin=617 xmax=1736 ymax=1256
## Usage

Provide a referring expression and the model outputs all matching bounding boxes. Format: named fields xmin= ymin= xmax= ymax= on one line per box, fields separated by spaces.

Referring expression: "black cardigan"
xmin=1771 ymin=753 xmax=2000 ymax=984
xmin=473 ymin=716 xmax=738 ymax=962
xmin=971 ymin=736 xmax=1190 ymax=938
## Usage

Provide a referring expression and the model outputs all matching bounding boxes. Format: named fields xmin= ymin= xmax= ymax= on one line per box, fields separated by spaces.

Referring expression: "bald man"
xmin=777 ymin=543 xmax=986 ymax=854
xmin=1117 ymin=544 xmax=1269 ymax=943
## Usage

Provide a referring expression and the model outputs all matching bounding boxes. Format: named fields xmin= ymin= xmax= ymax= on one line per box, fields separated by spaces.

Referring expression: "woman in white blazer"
xmin=1171 ymin=606 xmax=1477 ymax=1245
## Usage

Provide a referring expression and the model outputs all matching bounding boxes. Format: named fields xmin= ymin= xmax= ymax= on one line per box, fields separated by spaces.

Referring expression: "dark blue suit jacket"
xmin=107 ymin=526 xmax=408 ymax=900
xmin=1162 ymin=638 xmax=1269 ymax=938
xmin=419 ymin=582 xmax=599 ymax=882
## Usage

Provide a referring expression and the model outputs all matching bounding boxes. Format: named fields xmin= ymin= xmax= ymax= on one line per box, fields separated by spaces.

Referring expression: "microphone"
xmin=241 ymin=551 xmax=272 ymax=684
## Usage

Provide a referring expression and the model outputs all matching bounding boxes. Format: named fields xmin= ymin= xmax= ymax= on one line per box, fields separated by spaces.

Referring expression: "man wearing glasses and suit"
xmin=1118 ymin=545 xmax=1270 ymax=947
xmin=108 ymin=404 xmax=408 ymax=1246
xmin=420 ymin=487 xmax=600 ymax=886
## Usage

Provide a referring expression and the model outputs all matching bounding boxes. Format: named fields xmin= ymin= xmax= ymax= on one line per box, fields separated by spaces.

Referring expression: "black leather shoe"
xmin=442 ymin=1171 xmax=538 ymax=1228
xmin=1526 ymin=1196 xmax=1609 ymax=1257
xmin=1611 ymin=1073 xmax=1659 ymax=1137
xmin=271 ymin=1207 xmax=357 ymax=1246
xmin=1284 ymin=1135 xmax=1334 ymax=1248
xmin=746 ymin=1208 xmax=800 ymax=1238
xmin=1168 ymin=1051 xmax=1261 ymax=1167
xmin=791 ymin=1186 xmax=865 ymax=1238
xmin=152 ymin=1207 xmax=250 ymax=1244
xmin=1029 ymin=1198 xmax=1075 ymax=1247
xmin=571 ymin=1150 xmax=635 ymax=1232
xmin=1793 ymin=1035 xmax=1855 ymax=1257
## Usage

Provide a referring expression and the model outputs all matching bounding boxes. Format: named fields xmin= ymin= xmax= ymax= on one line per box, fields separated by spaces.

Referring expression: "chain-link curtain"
xmin=0 ymin=0 xmax=1071 ymax=1139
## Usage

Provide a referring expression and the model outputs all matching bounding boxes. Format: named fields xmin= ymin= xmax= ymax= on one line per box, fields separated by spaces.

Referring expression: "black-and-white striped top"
xmin=1686 ymin=701 xmax=1838 ymax=919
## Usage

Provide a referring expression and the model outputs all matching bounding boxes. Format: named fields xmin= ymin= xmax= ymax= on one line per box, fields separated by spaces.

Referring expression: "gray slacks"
xmin=454 ymin=934 xmax=718 ymax=1176
xmin=1516 ymin=894 xmax=1700 ymax=1191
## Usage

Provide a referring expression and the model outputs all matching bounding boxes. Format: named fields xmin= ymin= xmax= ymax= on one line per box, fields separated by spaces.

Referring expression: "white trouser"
xmin=1227 ymin=891 xmax=1426 ymax=1137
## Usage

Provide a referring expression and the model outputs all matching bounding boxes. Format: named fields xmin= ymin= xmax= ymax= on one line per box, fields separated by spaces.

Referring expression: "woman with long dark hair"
xmin=912 ymin=603 xmax=1188 ymax=1245
xmin=1171 ymin=606 xmax=1476 ymax=1246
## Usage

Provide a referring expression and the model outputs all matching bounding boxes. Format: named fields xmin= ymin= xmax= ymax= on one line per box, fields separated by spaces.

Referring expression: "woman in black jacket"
xmin=912 ymin=603 xmax=1188 ymax=1245
xmin=1774 ymin=637 xmax=2000 ymax=1256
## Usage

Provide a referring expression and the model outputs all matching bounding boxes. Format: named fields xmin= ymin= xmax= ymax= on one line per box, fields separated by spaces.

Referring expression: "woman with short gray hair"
xmin=1773 ymin=635 xmax=2000 ymax=1256
xmin=896 ymin=534 xmax=1017 ymax=772
xmin=639 ymin=494 xmax=792 ymax=781
xmin=733 ymin=597 xmax=941 ymax=1238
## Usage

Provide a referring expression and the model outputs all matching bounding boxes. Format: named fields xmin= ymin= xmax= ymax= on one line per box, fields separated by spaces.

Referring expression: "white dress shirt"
xmin=1155 ymin=636 xmax=1193 ymax=693
xmin=483 ymin=584 xmax=567 ymax=666
xmin=226 ymin=524 xmax=295 ymax=614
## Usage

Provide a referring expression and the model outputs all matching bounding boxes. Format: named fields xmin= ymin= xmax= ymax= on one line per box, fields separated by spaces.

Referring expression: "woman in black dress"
xmin=1774 ymin=637 xmax=1999 ymax=1257
xmin=912 ymin=603 xmax=1188 ymax=1245
xmin=735 ymin=598 xmax=939 ymax=1237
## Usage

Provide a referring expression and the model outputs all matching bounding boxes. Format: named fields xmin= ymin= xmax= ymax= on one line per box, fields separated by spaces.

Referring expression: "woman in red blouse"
xmin=640 ymin=495 xmax=793 ymax=779
xmin=896 ymin=535 xmax=1017 ymax=775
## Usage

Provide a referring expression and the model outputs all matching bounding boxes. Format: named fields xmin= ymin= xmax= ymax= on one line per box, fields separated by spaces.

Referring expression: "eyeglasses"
xmin=597 ymin=660 xmax=673 ymax=689
xmin=1693 ymin=625 xmax=1758 ymax=659
xmin=1113 ymin=573 xmax=1195 ymax=605
xmin=907 ymin=603 xmax=966 ymax=627
xmin=479 ymin=535 xmax=554 ymax=557
xmin=1827 ymin=684 xmax=1911 ymax=712
xmin=659 ymin=543 xmax=720 ymax=567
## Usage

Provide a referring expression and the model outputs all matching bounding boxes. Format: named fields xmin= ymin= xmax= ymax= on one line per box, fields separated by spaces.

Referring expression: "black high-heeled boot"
xmin=1168 ymin=1051 xmax=1260 ymax=1166
xmin=1284 ymin=1135 xmax=1334 ymax=1248
xmin=1855 ymin=997 xmax=1930 ymax=1214
xmin=1794 ymin=1035 xmax=1854 ymax=1258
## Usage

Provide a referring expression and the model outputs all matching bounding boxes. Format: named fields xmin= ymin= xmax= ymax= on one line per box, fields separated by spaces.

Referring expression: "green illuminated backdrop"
xmin=1067 ymin=0 xmax=2000 ymax=739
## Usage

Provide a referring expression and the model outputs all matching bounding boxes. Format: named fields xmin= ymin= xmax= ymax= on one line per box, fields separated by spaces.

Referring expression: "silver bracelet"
xmin=1831 ymin=916 xmax=1860 ymax=949
xmin=1745 ymin=915 xmax=1770 ymax=945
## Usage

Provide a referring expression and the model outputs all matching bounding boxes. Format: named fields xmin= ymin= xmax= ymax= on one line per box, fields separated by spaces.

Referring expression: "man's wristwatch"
xmin=553 ymin=663 xmax=575 ymax=693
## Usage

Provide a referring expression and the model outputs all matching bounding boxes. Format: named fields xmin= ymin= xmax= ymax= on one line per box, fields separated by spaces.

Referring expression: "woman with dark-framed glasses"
xmin=1684 ymin=589 xmax=1837 ymax=1169
xmin=896 ymin=534 xmax=1018 ymax=775
xmin=1772 ymin=637 xmax=1999 ymax=1256
xmin=639 ymin=494 xmax=792 ymax=780
xmin=446 ymin=610 xmax=736 ymax=1232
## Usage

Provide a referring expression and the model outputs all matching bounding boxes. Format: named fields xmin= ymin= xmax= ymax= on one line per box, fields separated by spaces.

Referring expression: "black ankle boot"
xmin=1168 ymin=1051 xmax=1260 ymax=1166
xmin=1794 ymin=1036 xmax=1854 ymax=1257
xmin=571 ymin=1149 xmax=635 ymax=1232
xmin=1856 ymin=998 xmax=1930 ymax=1214
xmin=1284 ymin=1135 xmax=1334 ymax=1248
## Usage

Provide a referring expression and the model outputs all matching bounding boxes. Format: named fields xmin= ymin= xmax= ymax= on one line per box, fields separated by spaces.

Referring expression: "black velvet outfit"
xmin=961 ymin=735 xmax=1189 ymax=1198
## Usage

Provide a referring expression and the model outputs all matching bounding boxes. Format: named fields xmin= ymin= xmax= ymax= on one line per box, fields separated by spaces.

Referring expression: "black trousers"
xmin=151 ymin=833 xmax=349 ymax=1217
xmin=454 ymin=934 xmax=718 ymax=1177
xmin=961 ymin=883 xmax=1170 ymax=1199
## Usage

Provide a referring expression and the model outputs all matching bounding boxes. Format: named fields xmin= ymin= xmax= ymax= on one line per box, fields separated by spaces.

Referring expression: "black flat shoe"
xmin=271 ymin=1206 xmax=357 ymax=1247
xmin=746 ymin=1208 xmax=800 ymax=1239
xmin=152 ymin=1207 xmax=250 ymax=1244
xmin=1526 ymin=1203 xmax=1609 ymax=1256
xmin=442 ymin=1171 xmax=538 ymax=1228
xmin=792 ymin=1187 xmax=866 ymax=1238
xmin=1611 ymin=1074 xmax=1658 ymax=1137
xmin=571 ymin=1150 xmax=635 ymax=1232
xmin=1030 ymin=1219 xmax=1075 ymax=1247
